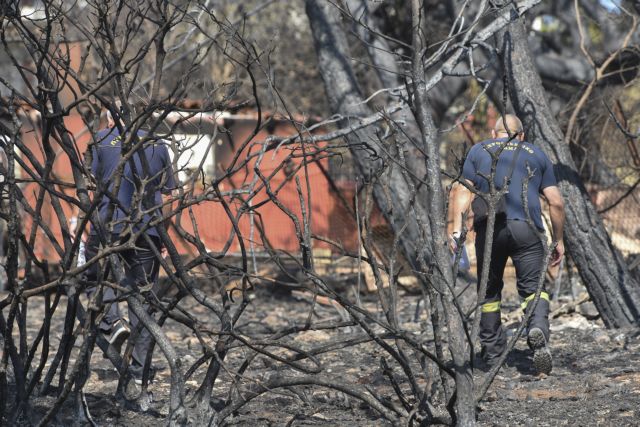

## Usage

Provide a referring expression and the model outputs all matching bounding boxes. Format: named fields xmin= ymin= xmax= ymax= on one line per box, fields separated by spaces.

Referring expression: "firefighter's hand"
xmin=449 ymin=231 xmax=461 ymax=253
xmin=551 ymin=240 xmax=564 ymax=267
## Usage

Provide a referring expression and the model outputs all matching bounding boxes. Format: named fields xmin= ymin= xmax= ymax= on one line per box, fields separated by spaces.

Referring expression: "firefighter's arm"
xmin=450 ymin=180 xmax=474 ymax=250
xmin=542 ymin=185 xmax=565 ymax=266
xmin=162 ymin=190 xmax=177 ymax=231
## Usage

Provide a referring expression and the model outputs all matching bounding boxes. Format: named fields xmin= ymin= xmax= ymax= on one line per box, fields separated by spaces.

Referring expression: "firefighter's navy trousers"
xmin=474 ymin=219 xmax=550 ymax=360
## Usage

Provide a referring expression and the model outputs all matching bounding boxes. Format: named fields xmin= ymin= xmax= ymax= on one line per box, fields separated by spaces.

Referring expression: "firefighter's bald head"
xmin=492 ymin=114 xmax=525 ymax=140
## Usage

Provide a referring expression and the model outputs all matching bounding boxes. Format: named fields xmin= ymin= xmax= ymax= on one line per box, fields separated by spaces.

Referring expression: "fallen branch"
xmin=551 ymin=293 xmax=592 ymax=319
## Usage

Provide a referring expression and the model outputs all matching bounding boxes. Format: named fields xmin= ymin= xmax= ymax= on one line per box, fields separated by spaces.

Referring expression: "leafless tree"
xmin=496 ymin=9 xmax=640 ymax=327
xmin=0 ymin=0 xmax=638 ymax=426
xmin=0 ymin=0 xmax=370 ymax=424
xmin=306 ymin=0 xmax=554 ymax=424
xmin=305 ymin=0 xmax=640 ymax=423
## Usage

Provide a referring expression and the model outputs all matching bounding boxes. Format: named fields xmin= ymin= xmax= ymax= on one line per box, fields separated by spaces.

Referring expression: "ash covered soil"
xmin=4 ymin=281 xmax=640 ymax=426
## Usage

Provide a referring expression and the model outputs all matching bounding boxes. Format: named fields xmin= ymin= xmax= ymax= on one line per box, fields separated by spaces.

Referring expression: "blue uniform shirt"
xmin=462 ymin=138 xmax=557 ymax=230
xmin=90 ymin=128 xmax=176 ymax=237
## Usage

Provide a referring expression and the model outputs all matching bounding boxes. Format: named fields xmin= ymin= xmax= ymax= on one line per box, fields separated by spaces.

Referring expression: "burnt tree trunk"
xmin=305 ymin=0 xmax=434 ymax=268
xmin=408 ymin=0 xmax=475 ymax=423
xmin=306 ymin=2 xmax=478 ymax=423
xmin=345 ymin=0 xmax=468 ymax=126
xmin=499 ymin=19 xmax=640 ymax=327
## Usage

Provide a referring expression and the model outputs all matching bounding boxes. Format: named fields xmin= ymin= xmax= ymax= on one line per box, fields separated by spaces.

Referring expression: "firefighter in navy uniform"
xmin=450 ymin=114 xmax=565 ymax=374
xmin=85 ymin=106 xmax=176 ymax=383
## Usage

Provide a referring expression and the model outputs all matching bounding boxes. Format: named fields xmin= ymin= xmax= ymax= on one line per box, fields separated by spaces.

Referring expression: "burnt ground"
xmin=2 ymin=277 xmax=640 ymax=426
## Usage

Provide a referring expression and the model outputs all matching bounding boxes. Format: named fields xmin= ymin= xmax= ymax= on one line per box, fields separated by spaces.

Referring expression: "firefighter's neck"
xmin=492 ymin=130 xmax=525 ymax=141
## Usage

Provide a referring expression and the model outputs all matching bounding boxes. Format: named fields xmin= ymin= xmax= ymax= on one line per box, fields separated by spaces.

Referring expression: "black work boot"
xmin=527 ymin=327 xmax=552 ymax=375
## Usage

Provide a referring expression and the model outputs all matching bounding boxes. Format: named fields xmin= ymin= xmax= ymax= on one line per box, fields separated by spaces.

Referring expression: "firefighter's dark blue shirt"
xmin=90 ymin=128 xmax=176 ymax=237
xmin=462 ymin=138 xmax=557 ymax=230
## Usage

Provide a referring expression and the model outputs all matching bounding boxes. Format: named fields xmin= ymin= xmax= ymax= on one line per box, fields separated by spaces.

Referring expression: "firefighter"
xmin=450 ymin=114 xmax=565 ymax=374
xmin=85 ymin=105 xmax=176 ymax=383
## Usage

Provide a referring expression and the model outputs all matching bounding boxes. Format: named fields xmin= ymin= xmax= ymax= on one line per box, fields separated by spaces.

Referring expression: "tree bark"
xmin=345 ymin=0 xmax=468 ymax=126
xmin=305 ymin=0 xmax=434 ymax=269
xmin=408 ymin=1 xmax=475 ymax=423
xmin=306 ymin=2 xmax=481 ymax=423
xmin=499 ymin=18 xmax=640 ymax=327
